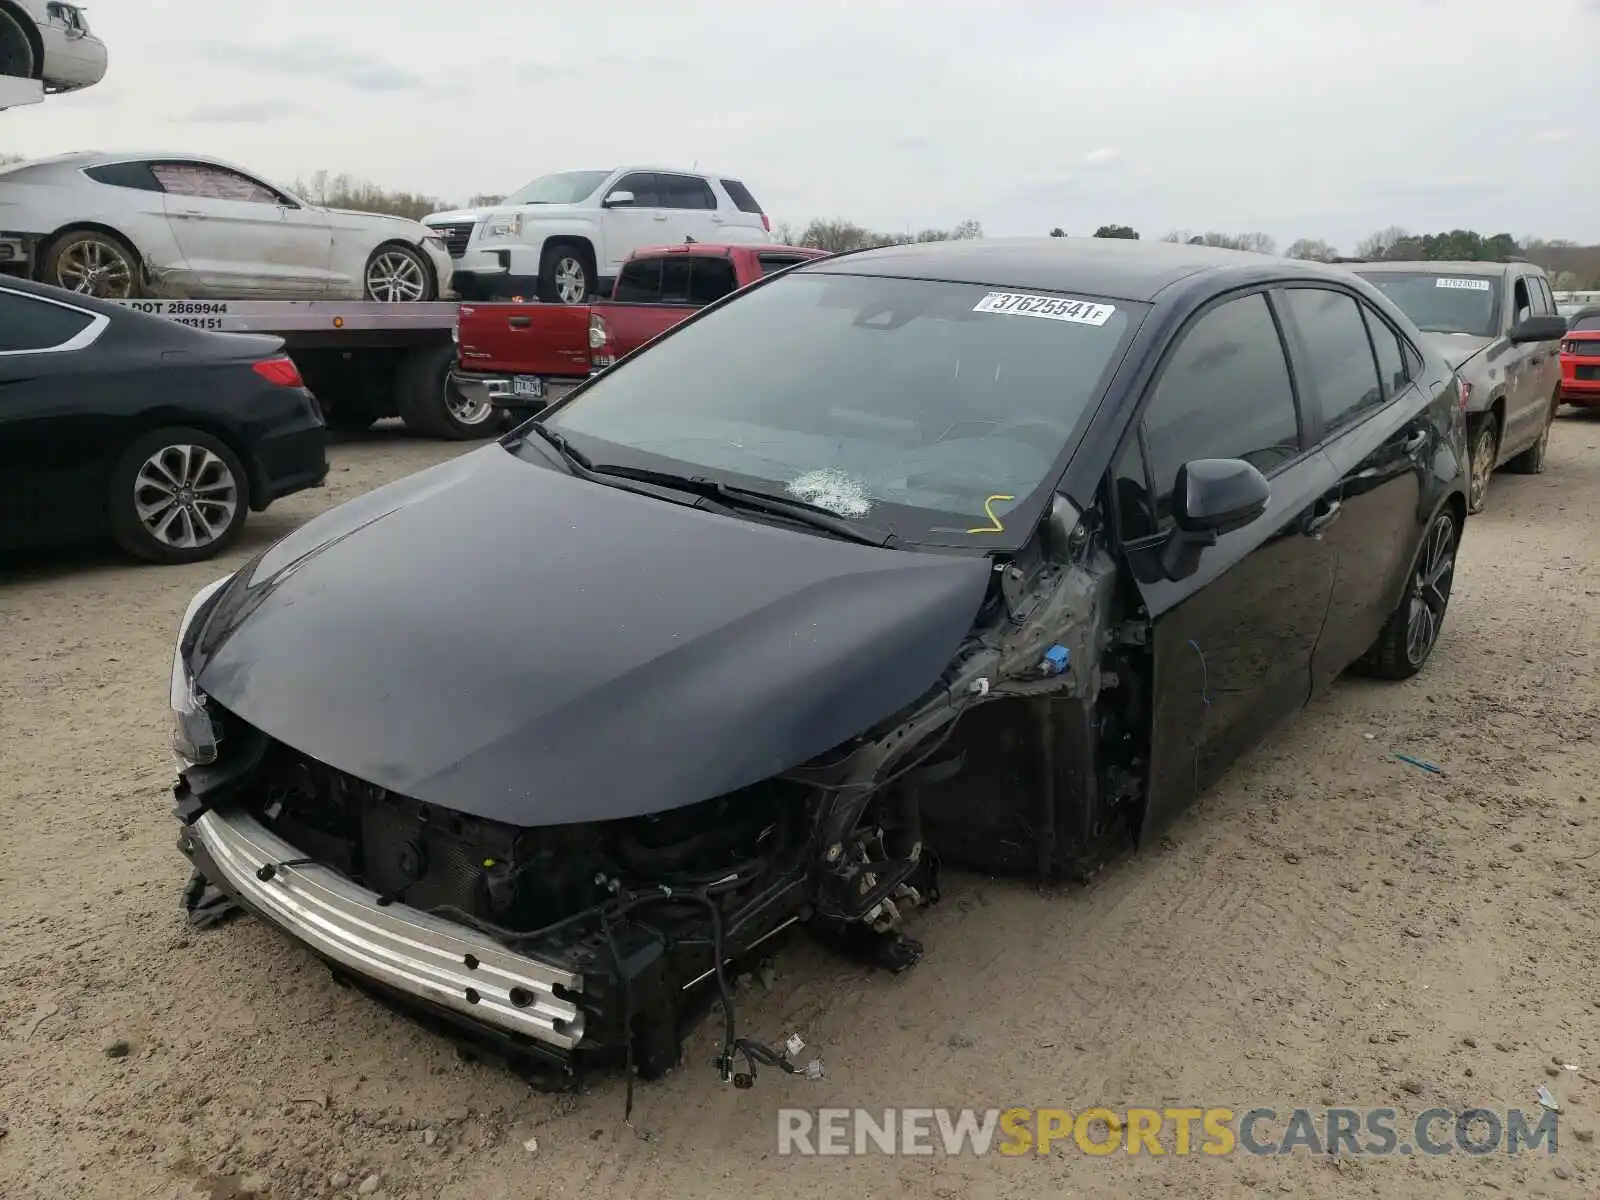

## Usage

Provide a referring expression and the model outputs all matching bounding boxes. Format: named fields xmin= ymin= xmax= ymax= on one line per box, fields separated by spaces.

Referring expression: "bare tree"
xmin=288 ymin=170 xmax=451 ymax=221
xmin=1353 ymin=225 xmax=1411 ymax=260
xmin=1160 ymin=230 xmax=1276 ymax=254
xmin=467 ymin=194 xmax=506 ymax=207
xmin=1285 ymin=237 xmax=1338 ymax=262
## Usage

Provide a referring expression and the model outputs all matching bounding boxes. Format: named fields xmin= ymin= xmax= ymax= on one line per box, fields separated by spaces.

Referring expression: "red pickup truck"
xmin=451 ymin=242 xmax=827 ymax=414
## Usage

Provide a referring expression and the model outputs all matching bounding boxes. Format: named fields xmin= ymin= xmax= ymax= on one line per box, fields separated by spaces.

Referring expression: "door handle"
xmin=1302 ymin=498 xmax=1342 ymax=537
xmin=652 ymin=213 xmax=668 ymax=221
xmin=507 ymin=315 xmax=532 ymax=328
xmin=177 ymin=208 xmax=205 ymax=217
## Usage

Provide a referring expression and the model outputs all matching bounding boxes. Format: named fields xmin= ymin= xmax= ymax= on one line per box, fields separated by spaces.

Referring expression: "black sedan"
xmin=169 ymin=238 xmax=1469 ymax=1089
xmin=0 ymin=277 xmax=328 ymax=564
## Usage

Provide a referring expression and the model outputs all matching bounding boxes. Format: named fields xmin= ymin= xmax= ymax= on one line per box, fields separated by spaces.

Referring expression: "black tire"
xmin=1503 ymin=391 xmax=1557 ymax=474
xmin=394 ymin=344 xmax=500 ymax=440
xmin=363 ymin=242 xmax=436 ymax=303
xmin=1351 ymin=504 xmax=1460 ymax=681
xmin=0 ymin=8 xmax=37 ymax=79
xmin=108 ymin=427 xmax=250 ymax=564
xmin=40 ymin=228 xmax=144 ymax=299
xmin=537 ymin=240 xmax=592 ymax=304
xmin=1465 ymin=413 xmax=1498 ymax=515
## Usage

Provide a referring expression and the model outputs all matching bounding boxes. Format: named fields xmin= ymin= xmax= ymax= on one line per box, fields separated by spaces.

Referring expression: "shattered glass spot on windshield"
xmin=785 ymin=468 xmax=873 ymax=518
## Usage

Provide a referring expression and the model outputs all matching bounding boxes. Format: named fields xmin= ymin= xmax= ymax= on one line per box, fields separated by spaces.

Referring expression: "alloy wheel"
xmin=1468 ymin=425 xmax=1495 ymax=511
xmin=366 ymin=251 xmax=428 ymax=302
xmin=55 ymin=239 xmax=134 ymax=298
xmin=444 ymin=380 xmax=495 ymax=428
xmin=134 ymin=444 xmax=239 ymax=549
xmin=1404 ymin=512 xmax=1456 ymax=667
xmin=554 ymin=256 xmax=587 ymax=304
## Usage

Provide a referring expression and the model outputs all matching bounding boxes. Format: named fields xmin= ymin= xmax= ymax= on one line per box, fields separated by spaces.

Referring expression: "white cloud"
xmin=7 ymin=0 xmax=1600 ymax=252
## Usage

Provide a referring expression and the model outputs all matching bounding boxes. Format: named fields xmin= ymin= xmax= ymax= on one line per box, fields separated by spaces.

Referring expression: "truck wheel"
xmin=395 ymin=344 xmax=500 ymax=440
xmin=1465 ymin=413 xmax=1498 ymax=514
xmin=41 ymin=229 xmax=144 ymax=299
xmin=364 ymin=243 xmax=436 ymax=302
xmin=108 ymin=427 xmax=250 ymax=564
xmin=538 ymin=242 xmax=591 ymax=304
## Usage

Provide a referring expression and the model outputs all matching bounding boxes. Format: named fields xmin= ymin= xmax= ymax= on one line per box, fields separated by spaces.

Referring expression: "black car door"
xmin=1110 ymin=289 xmax=1339 ymax=836
xmin=1275 ymin=286 xmax=1434 ymax=686
xmin=0 ymin=288 xmax=115 ymax=551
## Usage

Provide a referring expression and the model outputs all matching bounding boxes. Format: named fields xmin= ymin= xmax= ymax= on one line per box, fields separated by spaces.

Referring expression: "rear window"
xmin=1569 ymin=314 xmax=1600 ymax=333
xmin=83 ymin=161 xmax=163 ymax=192
xmin=758 ymin=255 xmax=811 ymax=277
xmin=615 ymin=255 xmax=738 ymax=304
xmin=540 ymin=273 xmax=1142 ymax=547
xmin=720 ymin=179 xmax=763 ymax=214
xmin=1356 ymin=271 xmax=1500 ymax=338
xmin=0 ymin=290 xmax=97 ymax=353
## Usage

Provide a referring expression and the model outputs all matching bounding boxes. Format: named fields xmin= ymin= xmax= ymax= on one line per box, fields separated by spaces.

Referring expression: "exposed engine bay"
xmin=175 ymin=496 xmax=1152 ymax=1095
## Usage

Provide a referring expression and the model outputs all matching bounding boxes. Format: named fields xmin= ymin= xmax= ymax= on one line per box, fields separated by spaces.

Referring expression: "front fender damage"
xmin=175 ymin=502 xmax=1139 ymax=1097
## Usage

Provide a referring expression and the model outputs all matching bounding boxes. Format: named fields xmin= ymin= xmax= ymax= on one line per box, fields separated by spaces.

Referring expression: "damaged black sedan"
xmin=171 ymin=238 xmax=1470 ymax=1089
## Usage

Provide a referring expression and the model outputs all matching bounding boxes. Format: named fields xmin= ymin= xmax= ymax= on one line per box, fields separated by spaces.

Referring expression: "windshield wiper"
xmin=589 ymin=465 xmax=900 ymax=548
xmin=516 ymin=422 xmax=594 ymax=474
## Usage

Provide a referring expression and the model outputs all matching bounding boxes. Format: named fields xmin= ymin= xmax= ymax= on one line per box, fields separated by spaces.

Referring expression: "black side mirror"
xmin=1509 ymin=314 xmax=1567 ymax=344
xmin=1159 ymin=458 xmax=1271 ymax=581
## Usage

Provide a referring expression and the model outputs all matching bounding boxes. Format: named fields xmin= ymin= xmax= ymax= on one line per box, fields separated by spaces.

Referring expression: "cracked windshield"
xmin=538 ymin=271 xmax=1138 ymax=541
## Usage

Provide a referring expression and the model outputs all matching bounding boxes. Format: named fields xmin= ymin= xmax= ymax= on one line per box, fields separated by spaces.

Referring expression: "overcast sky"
xmin=7 ymin=0 xmax=1599 ymax=251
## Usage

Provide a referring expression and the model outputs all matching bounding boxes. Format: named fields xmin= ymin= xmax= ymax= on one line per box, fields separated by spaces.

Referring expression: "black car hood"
xmin=191 ymin=445 xmax=992 ymax=826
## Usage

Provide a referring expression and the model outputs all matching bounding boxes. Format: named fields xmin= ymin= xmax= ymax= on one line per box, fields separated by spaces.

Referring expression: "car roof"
xmin=5 ymin=149 xmax=275 ymax=178
xmin=1348 ymin=260 xmax=1527 ymax=277
xmin=791 ymin=236 xmax=1354 ymax=303
xmin=631 ymin=243 xmax=824 ymax=259
xmin=1568 ymin=305 xmax=1600 ymax=323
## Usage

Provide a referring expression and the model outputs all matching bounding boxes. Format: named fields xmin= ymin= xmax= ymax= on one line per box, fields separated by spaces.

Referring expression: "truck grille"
xmin=430 ymin=221 xmax=475 ymax=259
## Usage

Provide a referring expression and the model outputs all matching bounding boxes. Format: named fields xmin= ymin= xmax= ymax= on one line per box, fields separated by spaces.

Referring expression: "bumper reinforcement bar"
xmin=184 ymin=808 xmax=585 ymax=1051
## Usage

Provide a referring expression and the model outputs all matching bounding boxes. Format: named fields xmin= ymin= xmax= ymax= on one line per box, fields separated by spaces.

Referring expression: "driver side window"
xmin=1124 ymin=291 xmax=1301 ymax=534
xmin=152 ymin=162 xmax=283 ymax=206
xmin=1512 ymin=278 xmax=1532 ymax=325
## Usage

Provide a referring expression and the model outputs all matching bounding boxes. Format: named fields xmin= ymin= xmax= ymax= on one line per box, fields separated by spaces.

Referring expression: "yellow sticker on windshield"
xmin=967 ymin=494 xmax=1016 ymax=534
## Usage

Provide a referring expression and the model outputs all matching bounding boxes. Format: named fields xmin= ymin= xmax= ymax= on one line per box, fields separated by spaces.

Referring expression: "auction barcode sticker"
xmin=1435 ymin=278 xmax=1491 ymax=291
xmin=973 ymin=292 xmax=1116 ymax=325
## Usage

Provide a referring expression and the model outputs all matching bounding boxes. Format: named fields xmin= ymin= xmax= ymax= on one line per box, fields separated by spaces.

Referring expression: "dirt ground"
xmin=2 ymin=416 xmax=1597 ymax=1200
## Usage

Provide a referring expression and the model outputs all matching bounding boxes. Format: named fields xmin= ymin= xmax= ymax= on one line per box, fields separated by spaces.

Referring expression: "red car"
xmin=1559 ymin=305 xmax=1600 ymax=409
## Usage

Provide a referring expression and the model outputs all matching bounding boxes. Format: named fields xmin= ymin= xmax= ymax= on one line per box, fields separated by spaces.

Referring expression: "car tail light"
xmin=1457 ymin=377 xmax=1471 ymax=410
xmin=253 ymin=356 xmax=304 ymax=388
xmin=761 ymin=213 xmax=771 ymax=233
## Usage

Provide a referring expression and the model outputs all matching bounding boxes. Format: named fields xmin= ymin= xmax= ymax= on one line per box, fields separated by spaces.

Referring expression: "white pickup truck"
xmin=422 ymin=167 xmax=773 ymax=303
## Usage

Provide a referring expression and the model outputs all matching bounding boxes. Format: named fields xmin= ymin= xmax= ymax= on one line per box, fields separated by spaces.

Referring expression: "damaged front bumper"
xmin=178 ymin=804 xmax=585 ymax=1054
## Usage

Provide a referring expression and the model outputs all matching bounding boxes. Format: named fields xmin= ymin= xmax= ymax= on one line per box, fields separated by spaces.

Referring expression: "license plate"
xmin=513 ymin=376 xmax=545 ymax=398
xmin=1577 ymin=365 xmax=1599 ymax=381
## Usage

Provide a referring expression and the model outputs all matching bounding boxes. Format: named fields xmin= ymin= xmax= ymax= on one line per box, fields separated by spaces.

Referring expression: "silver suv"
xmin=1351 ymin=260 xmax=1567 ymax=512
